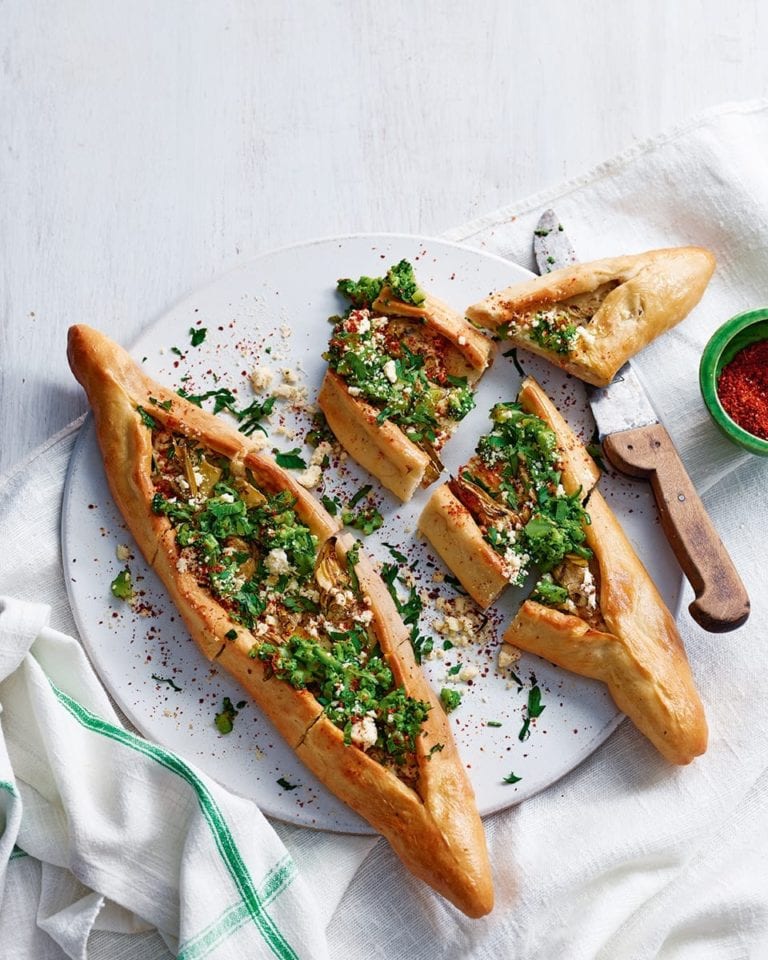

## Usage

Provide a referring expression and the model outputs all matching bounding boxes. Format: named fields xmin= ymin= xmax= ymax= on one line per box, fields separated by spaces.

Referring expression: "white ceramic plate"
xmin=62 ymin=234 xmax=681 ymax=833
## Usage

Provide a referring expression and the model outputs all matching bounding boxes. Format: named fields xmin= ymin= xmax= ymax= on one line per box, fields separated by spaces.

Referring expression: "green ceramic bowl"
xmin=699 ymin=307 xmax=768 ymax=456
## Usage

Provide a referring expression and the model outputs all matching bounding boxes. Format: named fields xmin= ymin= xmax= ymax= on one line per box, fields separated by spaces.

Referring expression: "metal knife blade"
xmin=532 ymin=209 xmax=577 ymax=273
xmin=588 ymin=362 xmax=657 ymax=440
xmin=531 ymin=210 xmax=750 ymax=633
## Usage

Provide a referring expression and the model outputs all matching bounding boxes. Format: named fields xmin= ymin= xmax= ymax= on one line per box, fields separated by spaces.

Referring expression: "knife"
xmin=532 ymin=209 xmax=750 ymax=633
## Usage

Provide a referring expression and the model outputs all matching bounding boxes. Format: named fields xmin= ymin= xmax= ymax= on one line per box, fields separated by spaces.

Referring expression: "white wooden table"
xmin=3 ymin=0 xmax=768 ymax=476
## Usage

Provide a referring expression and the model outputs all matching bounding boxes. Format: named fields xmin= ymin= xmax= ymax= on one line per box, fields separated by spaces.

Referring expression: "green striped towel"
xmin=0 ymin=596 xmax=328 ymax=960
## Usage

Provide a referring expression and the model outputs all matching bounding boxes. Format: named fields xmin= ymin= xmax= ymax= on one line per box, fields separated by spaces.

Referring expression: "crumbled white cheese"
xmin=459 ymin=663 xmax=479 ymax=683
xmin=383 ymin=359 xmax=398 ymax=384
xmin=272 ymin=383 xmax=309 ymax=404
xmin=250 ymin=366 xmax=274 ymax=391
xmin=359 ymin=610 xmax=374 ymax=624
xmin=218 ymin=493 xmax=235 ymax=504
xmin=498 ymin=644 xmax=521 ymax=671
xmin=116 ymin=544 xmax=131 ymax=561
xmin=310 ymin=441 xmax=333 ymax=467
xmin=279 ymin=324 xmax=292 ymax=339
xmin=296 ymin=464 xmax=322 ymax=489
xmin=350 ymin=715 xmax=378 ymax=751
xmin=356 ymin=316 xmax=371 ymax=335
xmin=281 ymin=367 xmax=299 ymax=384
xmin=347 ymin=386 xmax=362 ymax=397
xmin=265 ymin=548 xmax=292 ymax=576
xmin=176 ymin=555 xmax=190 ymax=574
xmin=457 ymin=335 xmax=467 ymax=346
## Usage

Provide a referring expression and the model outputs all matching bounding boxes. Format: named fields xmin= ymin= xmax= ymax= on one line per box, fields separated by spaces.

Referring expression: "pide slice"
xmin=466 ymin=246 xmax=715 ymax=387
xmin=318 ymin=260 xmax=493 ymax=501
xmin=67 ymin=324 xmax=493 ymax=918
xmin=420 ymin=375 xmax=707 ymax=765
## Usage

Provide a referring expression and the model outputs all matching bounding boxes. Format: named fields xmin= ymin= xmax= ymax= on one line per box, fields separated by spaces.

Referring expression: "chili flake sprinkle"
xmin=717 ymin=340 xmax=768 ymax=441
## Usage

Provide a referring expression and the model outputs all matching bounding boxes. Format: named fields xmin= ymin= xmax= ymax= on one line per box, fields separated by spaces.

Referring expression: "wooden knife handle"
xmin=602 ymin=423 xmax=750 ymax=633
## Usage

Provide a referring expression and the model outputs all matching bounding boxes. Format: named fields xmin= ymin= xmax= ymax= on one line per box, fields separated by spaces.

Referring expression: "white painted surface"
xmin=3 ymin=0 xmax=768 ymax=474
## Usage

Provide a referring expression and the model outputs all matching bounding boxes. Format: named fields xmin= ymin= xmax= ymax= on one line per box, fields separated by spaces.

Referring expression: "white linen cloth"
xmin=2 ymin=98 xmax=768 ymax=959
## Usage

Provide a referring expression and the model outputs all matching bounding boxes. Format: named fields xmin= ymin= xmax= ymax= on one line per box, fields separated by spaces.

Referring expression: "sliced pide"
xmin=419 ymin=379 xmax=598 ymax=609
xmin=466 ymin=246 xmax=715 ymax=387
xmin=419 ymin=375 xmax=707 ymax=764
xmin=67 ymin=324 xmax=493 ymax=918
xmin=318 ymin=260 xmax=493 ymax=501
xmin=503 ymin=379 xmax=707 ymax=765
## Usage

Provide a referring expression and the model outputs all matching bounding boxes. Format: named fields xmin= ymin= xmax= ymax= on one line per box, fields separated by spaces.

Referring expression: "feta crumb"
xmin=383 ymin=359 xmax=398 ymax=384
xmin=310 ymin=441 xmax=333 ymax=467
xmin=296 ymin=464 xmax=322 ymax=489
xmin=281 ymin=368 xmax=299 ymax=384
xmin=176 ymin=556 xmax=190 ymax=574
xmin=272 ymin=383 xmax=309 ymax=404
xmin=265 ymin=548 xmax=292 ymax=576
xmin=347 ymin=386 xmax=362 ymax=397
xmin=359 ymin=610 xmax=374 ymax=624
xmin=459 ymin=664 xmax=479 ymax=683
xmin=218 ymin=493 xmax=235 ymax=503
xmin=279 ymin=324 xmax=292 ymax=339
xmin=498 ymin=645 xmax=521 ymax=671
xmin=350 ymin=715 xmax=378 ymax=751
xmin=457 ymin=335 xmax=467 ymax=346
xmin=250 ymin=366 xmax=274 ymax=391
xmin=116 ymin=544 xmax=131 ymax=561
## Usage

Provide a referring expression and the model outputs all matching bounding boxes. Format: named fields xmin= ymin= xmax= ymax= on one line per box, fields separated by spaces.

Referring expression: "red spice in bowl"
xmin=716 ymin=340 xmax=768 ymax=441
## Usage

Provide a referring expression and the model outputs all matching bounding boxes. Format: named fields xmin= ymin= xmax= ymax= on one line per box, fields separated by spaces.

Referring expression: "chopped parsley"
xmin=503 ymin=772 xmax=522 ymax=784
xmin=189 ymin=327 xmax=207 ymax=347
xmin=486 ymin=720 xmax=503 ymax=728
xmin=321 ymin=494 xmax=340 ymax=516
xmin=177 ymin=387 xmax=275 ymax=436
xmin=225 ymin=629 xmax=238 ymax=640
xmin=149 ymin=396 xmax=173 ymax=411
xmin=277 ymin=777 xmax=299 ymax=791
xmin=380 ymin=561 xmax=433 ymax=663
xmin=110 ymin=568 xmax=134 ymax=601
xmin=151 ymin=674 xmax=182 ymax=692
xmin=136 ymin=406 xmax=157 ymax=430
xmin=518 ymin=685 xmax=546 ymax=742
xmin=273 ymin=448 xmax=307 ymax=470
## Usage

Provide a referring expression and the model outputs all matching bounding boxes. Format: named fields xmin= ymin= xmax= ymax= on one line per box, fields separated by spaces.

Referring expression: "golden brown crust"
xmin=503 ymin=379 xmax=708 ymax=765
xmin=318 ymin=370 xmax=431 ymax=502
xmin=418 ymin=484 xmax=509 ymax=609
xmin=466 ymin=247 xmax=715 ymax=387
xmin=67 ymin=324 xmax=493 ymax=917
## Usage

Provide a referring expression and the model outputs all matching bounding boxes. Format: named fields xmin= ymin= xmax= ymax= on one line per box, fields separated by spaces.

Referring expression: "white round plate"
xmin=62 ymin=234 xmax=681 ymax=833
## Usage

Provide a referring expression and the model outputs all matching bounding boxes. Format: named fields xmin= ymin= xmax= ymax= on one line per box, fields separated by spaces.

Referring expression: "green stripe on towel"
xmin=51 ymin=682 xmax=298 ymax=960
xmin=178 ymin=857 xmax=298 ymax=960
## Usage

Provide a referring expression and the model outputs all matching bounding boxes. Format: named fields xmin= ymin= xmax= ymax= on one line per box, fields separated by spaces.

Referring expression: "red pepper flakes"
xmin=717 ymin=339 xmax=768 ymax=440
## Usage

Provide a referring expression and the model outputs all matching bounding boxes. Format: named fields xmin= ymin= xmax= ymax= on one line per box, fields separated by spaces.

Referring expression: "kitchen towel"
xmin=2 ymin=98 xmax=768 ymax=960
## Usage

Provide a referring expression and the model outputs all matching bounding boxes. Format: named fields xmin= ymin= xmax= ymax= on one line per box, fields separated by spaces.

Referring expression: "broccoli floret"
xmin=440 ymin=687 xmax=463 ymax=713
xmin=531 ymin=576 xmax=569 ymax=607
xmin=337 ymin=275 xmax=384 ymax=308
xmin=385 ymin=260 xmax=426 ymax=306
xmin=447 ymin=385 xmax=475 ymax=421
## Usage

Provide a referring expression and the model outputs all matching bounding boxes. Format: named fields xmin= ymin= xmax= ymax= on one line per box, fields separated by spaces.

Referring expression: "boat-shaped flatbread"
xmin=465 ymin=247 xmax=715 ymax=387
xmin=67 ymin=324 xmax=493 ymax=918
